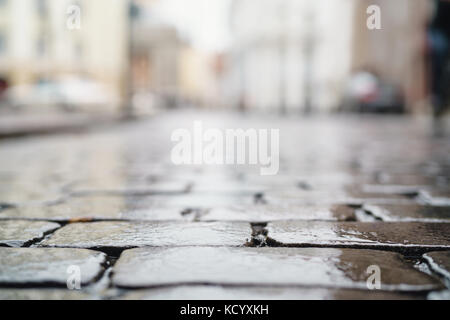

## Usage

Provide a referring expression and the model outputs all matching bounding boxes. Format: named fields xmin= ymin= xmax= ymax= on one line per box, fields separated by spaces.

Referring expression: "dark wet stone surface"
xmin=363 ymin=204 xmax=450 ymax=222
xmin=112 ymin=247 xmax=441 ymax=291
xmin=0 ymin=220 xmax=60 ymax=247
xmin=0 ymin=247 xmax=106 ymax=286
xmin=201 ymin=204 xmax=356 ymax=222
xmin=40 ymin=221 xmax=252 ymax=248
xmin=118 ymin=285 xmax=424 ymax=300
xmin=266 ymin=221 xmax=450 ymax=251
xmin=423 ymin=251 xmax=450 ymax=280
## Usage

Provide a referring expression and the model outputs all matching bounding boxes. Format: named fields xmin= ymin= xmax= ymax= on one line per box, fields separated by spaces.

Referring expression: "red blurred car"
xmin=341 ymin=71 xmax=405 ymax=113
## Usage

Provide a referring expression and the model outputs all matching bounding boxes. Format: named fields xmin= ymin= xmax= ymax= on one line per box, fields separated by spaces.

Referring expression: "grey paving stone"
xmin=359 ymin=184 xmax=426 ymax=197
xmin=346 ymin=186 xmax=418 ymax=202
xmin=0 ymin=220 xmax=60 ymax=247
xmin=419 ymin=189 xmax=450 ymax=206
xmin=264 ymin=192 xmax=416 ymax=207
xmin=40 ymin=221 xmax=252 ymax=248
xmin=112 ymin=247 xmax=441 ymax=291
xmin=69 ymin=180 xmax=189 ymax=196
xmin=155 ymin=193 xmax=255 ymax=207
xmin=424 ymin=188 xmax=450 ymax=199
xmin=0 ymin=247 xmax=106 ymax=286
xmin=0 ymin=196 xmax=194 ymax=222
xmin=201 ymin=204 xmax=356 ymax=222
xmin=266 ymin=221 xmax=450 ymax=251
xmin=423 ymin=251 xmax=450 ymax=280
xmin=0 ymin=182 xmax=64 ymax=206
xmin=360 ymin=173 xmax=434 ymax=186
xmin=363 ymin=204 xmax=450 ymax=222
xmin=0 ymin=289 xmax=95 ymax=300
xmin=118 ymin=285 xmax=423 ymax=300
xmin=264 ymin=189 xmax=349 ymax=204
xmin=190 ymin=181 xmax=265 ymax=194
xmin=427 ymin=290 xmax=450 ymax=300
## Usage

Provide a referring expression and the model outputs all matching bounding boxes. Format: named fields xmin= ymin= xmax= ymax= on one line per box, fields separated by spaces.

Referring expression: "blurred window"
xmin=36 ymin=0 xmax=47 ymax=17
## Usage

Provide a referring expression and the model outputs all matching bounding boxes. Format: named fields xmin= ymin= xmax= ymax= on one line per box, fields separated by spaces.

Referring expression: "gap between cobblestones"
xmin=0 ymin=252 xmax=110 ymax=290
xmin=263 ymin=236 xmax=450 ymax=258
xmin=3 ymin=220 xmax=449 ymax=297
xmin=421 ymin=255 xmax=450 ymax=288
xmin=250 ymin=222 xmax=268 ymax=247
xmin=21 ymin=223 xmax=63 ymax=248
xmin=3 ymin=201 xmax=449 ymax=295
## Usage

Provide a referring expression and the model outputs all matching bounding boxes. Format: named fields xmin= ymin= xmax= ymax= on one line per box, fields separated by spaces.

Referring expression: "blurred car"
xmin=341 ymin=71 xmax=405 ymax=113
xmin=4 ymin=77 xmax=119 ymax=112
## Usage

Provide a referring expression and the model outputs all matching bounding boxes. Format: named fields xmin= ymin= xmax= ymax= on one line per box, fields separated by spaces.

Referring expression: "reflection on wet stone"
xmin=118 ymin=285 xmax=424 ymax=300
xmin=266 ymin=221 xmax=450 ymax=251
xmin=40 ymin=221 xmax=252 ymax=248
xmin=0 ymin=248 xmax=106 ymax=286
xmin=68 ymin=180 xmax=190 ymax=196
xmin=0 ymin=110 xmax=450 ymax=299
xmin=202 ymin=204 xmax=356 ymax=222
xmin=0 ymin=288 xmax=94 ymax=300
xmin=363 ymin=204 xmax=450 ymax=222
xmin=0 ymin=196 xmax=196 ymax=222
xmin=112 ymin=247 xmax=442 ymax=291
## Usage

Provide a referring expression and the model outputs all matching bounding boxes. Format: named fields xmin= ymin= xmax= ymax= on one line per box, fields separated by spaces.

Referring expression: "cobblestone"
xmin=0 ymin=111 xmax=449 ymax=299
xmin=40 ymin=221 xmax=252 ymax=248
xmin=0 ymin=288 xmax=94 ymax=300
xmin=0 ymin=247 xmax=106 ymax=286
xmin=118 ymin=286 xmax=424 ymax=300
xmin=112 ymin=247 xmax=442 ymax=291
xmin=0 ymin=196 xmax=194 ymax=222
xmin=0 ymin=220 xmax=60 ymax=247
xmin=266 ymin=221 xmax=450 ymax=252
xmin=363 ymin=204 xmax=450 ymax=222
xmin=201 ymin=204 xmax=356 ymax=222
xmin=423 ymin=251 xmax=450 ymax=281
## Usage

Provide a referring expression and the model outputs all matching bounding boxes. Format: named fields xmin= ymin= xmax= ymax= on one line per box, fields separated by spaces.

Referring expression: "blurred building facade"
xmin=225 ymin=0 xmax=355 ymax=113
xmin=131 ymin=13 xmax=182 ymax=111
xmin=130 ymin=0 xmax=224 ymax=111
xmin=0 ymin=0 xmax=129 ymax=112
xmin=225 ymin=0 xmax=432 ymax=114
xmin=352 ymin=0 xmax=431 ymax=114
xmin=0 ymin=0 xmax=437 ymax=115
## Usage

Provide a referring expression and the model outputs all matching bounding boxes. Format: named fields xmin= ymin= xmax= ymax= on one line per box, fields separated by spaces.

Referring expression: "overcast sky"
xmin=154 ymin=0 xmax=232 ymax=53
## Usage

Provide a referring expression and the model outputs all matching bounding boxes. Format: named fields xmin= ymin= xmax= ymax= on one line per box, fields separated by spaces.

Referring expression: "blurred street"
xmin=1 ymin=0 xmax=450 ymax=302
xmin=0 ymin=110 xmax=449 ymax=299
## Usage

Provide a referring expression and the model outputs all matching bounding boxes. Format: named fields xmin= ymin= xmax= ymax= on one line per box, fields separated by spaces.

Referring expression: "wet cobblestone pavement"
xmin=0 ymin=111 xmax=449 ymax=299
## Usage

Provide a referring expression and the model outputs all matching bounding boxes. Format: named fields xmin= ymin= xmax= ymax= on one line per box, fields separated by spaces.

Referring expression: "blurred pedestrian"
xmin=428 ymin=0 xmax=450 ymax=118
